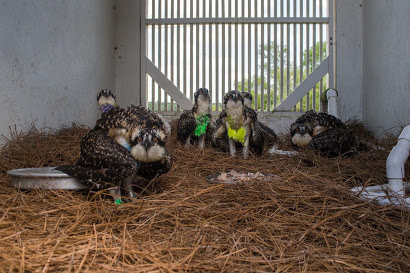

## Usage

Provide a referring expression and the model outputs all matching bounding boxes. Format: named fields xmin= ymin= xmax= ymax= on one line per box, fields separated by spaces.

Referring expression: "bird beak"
xmin=142 ymin=137 xmax=152 ymax=150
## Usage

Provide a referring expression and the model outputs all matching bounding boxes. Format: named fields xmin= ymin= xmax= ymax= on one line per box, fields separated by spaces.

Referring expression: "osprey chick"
xmin=241 ymin=92 xmax=278 ymax=155
xmin=96 ymin=89 xmax=130 ymax=150
xmin=211 ymin=90 xmax=253 ymax=159
xmin=290 ymin=110 xmax=367 ymax=157
xmin=56 ymin=105 xmax=173 ymax=203
xmin=97 ymin=89 xmax=118 ymax=114
xmin=177 ymin=88 xmax=212 ymax=149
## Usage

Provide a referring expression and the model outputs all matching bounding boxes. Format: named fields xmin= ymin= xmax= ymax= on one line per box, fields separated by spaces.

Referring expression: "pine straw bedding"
xmin=0 ymin=122 xmax=409 ymax=272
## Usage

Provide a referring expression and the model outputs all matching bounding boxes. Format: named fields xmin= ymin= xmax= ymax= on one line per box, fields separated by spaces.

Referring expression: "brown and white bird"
xmin=241 ymin=92 xmax=278 ymax=155
xmin=96 ymin=89 xmax=131 ymax=151
xmin=97 ymin=89 xmax=118 ymax=114
xmin=241 ymin=91 xmax=253 ymax=108
xmin=177 ymin=88 xmax=212 ymax=149
xmin=56 ymin=105 xmax=173 ymax=203
xmin=290 ymin=110 xmax=367 ymax=157
xmin=211 ymin=90 xmax=254 ymax=159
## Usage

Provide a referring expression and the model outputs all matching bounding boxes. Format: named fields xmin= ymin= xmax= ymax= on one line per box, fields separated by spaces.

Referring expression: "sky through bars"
xmin=145 ymin=0 xmax=329 ymax=110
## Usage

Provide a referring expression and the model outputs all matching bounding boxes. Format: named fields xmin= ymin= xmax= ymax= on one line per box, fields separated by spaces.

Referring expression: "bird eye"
xmin=296 ymin=128 xmax=300 ymax=132
xmin=152 ymin=137 xmax=158 ymax=142
xmin=137 ymin=137 xmax=142 ymax=142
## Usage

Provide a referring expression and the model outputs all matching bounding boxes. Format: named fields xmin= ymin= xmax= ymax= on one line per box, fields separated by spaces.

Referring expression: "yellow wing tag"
xmin=227 ymin=124 xmax=246 ymax=144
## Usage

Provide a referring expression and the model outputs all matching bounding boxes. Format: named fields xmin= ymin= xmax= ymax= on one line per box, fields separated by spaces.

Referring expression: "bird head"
xmin=241 ymin=92 xmax=253 ymax=108
xmin=129 ymin=127 xmax=166 ymax=163
xmin=194 ymin=88 xmax=211 ymax=115
xmin=194 ymin=88 xmax=210 ymax=103
xmin=97 ymin=89 xmax=117 ymax=107
xmin=291 ymin=124 xmax=313 ymax=148
xmin=224 ymin=90 xmax=244 ymax=110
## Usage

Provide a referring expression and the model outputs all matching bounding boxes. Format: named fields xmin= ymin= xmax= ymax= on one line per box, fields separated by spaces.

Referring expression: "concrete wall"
xmin=0 ymin=0 xmax=115 ymax=142
xmin=362 ymin=0 xmax=410 ymax=137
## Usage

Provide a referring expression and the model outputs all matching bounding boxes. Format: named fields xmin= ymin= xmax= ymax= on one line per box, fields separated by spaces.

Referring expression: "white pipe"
xmin=326 ymin=89 xmax=338 ymax=118
xmin=386 ymin=125 xmax=410 ymax=195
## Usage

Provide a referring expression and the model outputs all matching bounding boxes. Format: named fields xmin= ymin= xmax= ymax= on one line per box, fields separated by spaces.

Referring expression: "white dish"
xmin=7 ymin=167 xmax=89 ymax=190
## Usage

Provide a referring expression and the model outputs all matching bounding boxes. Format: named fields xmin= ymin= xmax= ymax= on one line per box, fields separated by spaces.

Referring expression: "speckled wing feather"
xmin=244 ymin=106 xmax=258 ymax=122
xmin=308 ymin=126 xmax=367 ymax=157
xmin=127 ymin=105 xmax=170 ymax=140
xmin=241 ymin=106 xmax=278 ymax=155
xmin=210 ymin=110 xmax=230 ymax=152
xmin=95 ymin=107 xmax=130 ymax=131
xmin=291 ymin=110 xmax=345 ymax=132
xmin=177 ymin=110 xmax=197 ymax=141
xmin=55 ymin=128 xmax=139 ymax=189
xmin=250 ymin=121 xmax=278 ymax=155
xmin=137 ymin=149 xmax=173 ymax=179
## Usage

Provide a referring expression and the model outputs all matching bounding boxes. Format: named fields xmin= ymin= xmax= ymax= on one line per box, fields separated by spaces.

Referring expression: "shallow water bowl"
xmin=7 ymin=167 xmax=89 ymax=190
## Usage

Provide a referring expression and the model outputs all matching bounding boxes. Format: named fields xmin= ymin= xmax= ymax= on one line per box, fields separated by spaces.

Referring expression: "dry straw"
xmin=0 ymin=121 xmax=409 ymax=272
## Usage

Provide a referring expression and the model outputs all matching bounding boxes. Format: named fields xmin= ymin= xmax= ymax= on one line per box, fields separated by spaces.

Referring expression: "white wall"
xmin=362 ymin=0 xmax=410 ymax=137
xmin=114 ymin=0 xmax=142 ymax=107
xmin=0 ymin=0 xmax=115 ymax=142
xmin=335 ymin=0 xmax=364 ymax=122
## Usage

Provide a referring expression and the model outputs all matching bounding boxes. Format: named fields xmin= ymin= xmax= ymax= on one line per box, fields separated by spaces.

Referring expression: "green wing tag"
xmin=194 ymin=115 xmax=210 ymax=136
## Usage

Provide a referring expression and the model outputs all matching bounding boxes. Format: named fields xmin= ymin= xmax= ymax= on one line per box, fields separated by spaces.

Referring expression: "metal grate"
xmin=143 ymin=0 xmax=333 ymax=115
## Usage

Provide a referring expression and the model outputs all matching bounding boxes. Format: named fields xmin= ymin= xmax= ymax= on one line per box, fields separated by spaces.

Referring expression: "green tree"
xmin=238 ymin=41 xmax=327 ymax=111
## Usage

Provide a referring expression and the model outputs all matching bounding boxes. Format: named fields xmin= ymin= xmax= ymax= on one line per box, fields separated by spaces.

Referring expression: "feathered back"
xmin=127 ymin=105 xmax=171 ymax=142
xmin=290 ymin=110 xmax=345 ymax=136
xmin=95 ymin=107 xmax=129 ymax=130
xmin=95 ymin=105 xmax=171 ymax=142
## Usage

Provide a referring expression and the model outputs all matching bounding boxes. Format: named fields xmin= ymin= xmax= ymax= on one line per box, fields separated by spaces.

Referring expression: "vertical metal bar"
xmin=286 ymin=0 xmax=290 ymax=100
xmin=306 ymin=0 xmax=310 ymax=110
xmin=234 ymin=0 xmax=238 ymax=90
xmin=254 ymin=0 xmax=258 ymax=110
xmin=140 ymin=0 xmax=147 ymax=107
xmin=170 ymin=0 xmax=174 ymax=111
xmin=267 ymin=0 xmax=271 ymax=111
xmin=177 ymin=0 xmax=181 ymax=111
xmin=164 ymin=0 xmax=168 ymax=111
xmin=183 ymin=0 xmax=187 ymax=106
xmin=151 ymin=0 xmax=155 ymax=110
xmin=260 ymin=0 xmax=265 ymax=112
xmin=222 ymin=0 xmax=226 ymax=100
xmin=241 ymin=0 xmax=245 ymax=92
xmin=293 ymin=0 xmax=297 ymax=111
xmin=273 ymin=0 xmax=277 ymax=109
xmin=190 ymin=0 xmax=194 ymax=101
xmin=280 ymin=2 xmax=284 ymax=103
xmin=203 ymin=0 xmax=206 ymax=88
xmin=247 ymin=0 xmax=251 ymax=100
xmin=216 ymin=0 xmax=219 ymax=110
xmin=319 ymin=0 xmax=323 ymax=111
xmin=312 ymin=0 xmax=318 ymax=111
xmin=136 ymin=1 xmax=147 ymax=107
xmin=299 ymin=0 xmax=303 ymax=111
xmin=157 ymin=0 xmax=162 ymax=110
xmin=328 ymin=0 xmax=334 ymax=89
xmin=228 ymin=0 xmax=231 ymax=91
xmin=209 ymin=0 xmax=213 ymax=107
xmin=196 ymin=0 xmax=200 ymax=92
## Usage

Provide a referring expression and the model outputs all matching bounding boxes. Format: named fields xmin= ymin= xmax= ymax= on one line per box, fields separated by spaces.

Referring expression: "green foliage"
xmin=238 ymin=41 xmax=328 ymax=111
